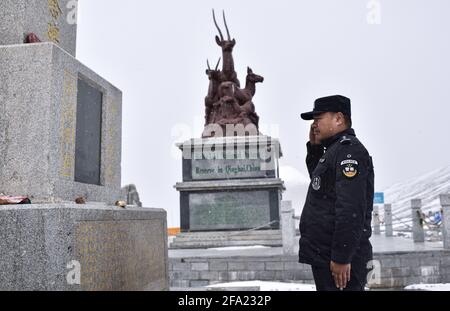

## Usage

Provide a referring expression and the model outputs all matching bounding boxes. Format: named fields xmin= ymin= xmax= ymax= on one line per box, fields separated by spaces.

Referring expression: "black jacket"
xmin=298 ymin=128 xmax=374 ymax=267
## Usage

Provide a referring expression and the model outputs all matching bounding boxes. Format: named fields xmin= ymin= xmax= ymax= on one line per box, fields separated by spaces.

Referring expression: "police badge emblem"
xmin=312 ymin=176 xmax=321 ymax=190
xmin=341 ymin=159 xmax=358 ymax=178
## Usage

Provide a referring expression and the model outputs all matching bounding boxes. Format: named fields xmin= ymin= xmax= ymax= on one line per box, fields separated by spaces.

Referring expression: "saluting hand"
xmin=309 ymin=123 xmax=320 ymax=145
xmin=330 ymin=261 xmax=351 ymax=290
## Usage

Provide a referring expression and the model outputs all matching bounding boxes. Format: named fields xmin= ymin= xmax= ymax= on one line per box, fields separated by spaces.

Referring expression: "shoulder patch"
xmin=341 ymin=159 xmax=359 ymax=178
xmin=339 ymin=136 xmax=352 ymax=145
xmin=312 ymin=176 xmax=321 ymax=190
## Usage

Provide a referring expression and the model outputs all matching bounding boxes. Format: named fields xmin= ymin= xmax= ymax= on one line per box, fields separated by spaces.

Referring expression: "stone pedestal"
xmin=0 ymin=204 xmax=169 ymax=290
xmin=0 ymin=0 xmax=77 ymax=56
xmin=0 ymin=43 xmax=122 ymax=204
xmin=174 ymin=136 xmax=284 ymax=232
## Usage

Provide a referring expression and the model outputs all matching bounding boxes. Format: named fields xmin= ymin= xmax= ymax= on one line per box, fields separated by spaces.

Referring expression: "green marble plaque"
xmin=189 ymin=191 xmax=271 ymax=230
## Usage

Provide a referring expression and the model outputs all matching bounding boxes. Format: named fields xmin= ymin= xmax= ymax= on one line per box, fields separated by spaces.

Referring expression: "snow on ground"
xmin=404 ymin=283 xmax=450 ymax=291
xmin=207 ymin=281 xmax=316 ymax=291
xmin=207 ymin=246 xmax=270 ymax=251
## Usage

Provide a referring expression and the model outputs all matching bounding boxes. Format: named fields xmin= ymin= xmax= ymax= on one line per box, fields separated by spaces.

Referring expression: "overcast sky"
xmin=76 ymin=0 xmax=450 ymax=227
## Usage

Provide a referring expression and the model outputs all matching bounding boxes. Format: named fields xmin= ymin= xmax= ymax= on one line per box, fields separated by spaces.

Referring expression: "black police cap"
xmin=300 ymin=95 xmax=351 ymax=120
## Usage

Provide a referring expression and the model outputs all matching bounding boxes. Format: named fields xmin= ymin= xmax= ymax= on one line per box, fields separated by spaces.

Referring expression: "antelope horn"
xmin=212 ymin=9 xmax=224 ymax=41
xmin=207 ymin=59 xmax=211 ymax=70
xmin=215 ymin=58 xmax=221 ymax=71
xmin=223 ymin=10 xmax=231 ymax=40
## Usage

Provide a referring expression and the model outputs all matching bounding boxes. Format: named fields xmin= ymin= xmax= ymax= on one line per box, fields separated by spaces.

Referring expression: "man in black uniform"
xmin=298 ymin=95 xmax=374 ymax=291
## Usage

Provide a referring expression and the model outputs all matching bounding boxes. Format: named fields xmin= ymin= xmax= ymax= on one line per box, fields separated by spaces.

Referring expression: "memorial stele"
xmin=0 ymin=0 xmax=168 ymax=290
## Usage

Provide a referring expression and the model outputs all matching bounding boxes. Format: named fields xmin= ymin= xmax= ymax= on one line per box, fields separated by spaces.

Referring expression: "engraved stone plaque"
xmin=189 ymin=191 xmax=271 ymax=230
xmin=74 ymin=220 xmax=166 ymax=291
xmin=75 ymin=78 xmax=103 ymax=185
xmin=192 ymin=159 xmax=269 ymax=180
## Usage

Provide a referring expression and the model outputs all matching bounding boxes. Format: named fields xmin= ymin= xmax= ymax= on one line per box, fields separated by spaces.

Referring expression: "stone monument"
xmin=0 ymin=1 xmax=168 ymax=290
xmin=122 ymin=184 xmax=143 ymax=207
xmin=172 ymin=11 xmax=284 ymax=249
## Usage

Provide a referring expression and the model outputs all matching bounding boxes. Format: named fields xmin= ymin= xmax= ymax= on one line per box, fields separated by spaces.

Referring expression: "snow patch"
xmin=404 ymin=283 xmax=450 ymax=291
xmin=207 ymin=246 xmax=270 ymax=251
xmin=207 ymin=281 xmax=316 ymax=291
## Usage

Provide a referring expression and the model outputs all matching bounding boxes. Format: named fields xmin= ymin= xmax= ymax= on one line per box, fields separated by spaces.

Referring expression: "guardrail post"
xmin=372 ymin=205 xmax=380 ymax=235
xmin=281 ymin=201 xmax=296 ymax=255
xmin=411 ymin=199 xmax=425 ymax=243
xmin=439 ymin=194 xmax=450 ymax=249
xmin=384 ymin=204 xmax=393 ymax=237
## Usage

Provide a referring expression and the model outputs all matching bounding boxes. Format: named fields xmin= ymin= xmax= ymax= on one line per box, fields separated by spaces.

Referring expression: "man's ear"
xmin=335 ymin=112 xmax=345 ymax=126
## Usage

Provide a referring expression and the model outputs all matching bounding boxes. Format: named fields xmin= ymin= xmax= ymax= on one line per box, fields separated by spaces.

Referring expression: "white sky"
xmin=76 ymin=0 xmax=450 ymax=227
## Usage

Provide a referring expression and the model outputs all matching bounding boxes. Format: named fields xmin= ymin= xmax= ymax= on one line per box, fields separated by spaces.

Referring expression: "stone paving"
xmin=168 ymin=234 xmax=450 ymax=289
xmin=169 ymin=234 xmax=444 ymax=258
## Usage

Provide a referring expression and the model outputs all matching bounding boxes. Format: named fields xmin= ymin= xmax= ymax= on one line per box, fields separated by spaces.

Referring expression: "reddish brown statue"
xmin=204 ymin=58 xmax=223 ymax=126
xmin=202 ymin=10 xmax=264 ymax=138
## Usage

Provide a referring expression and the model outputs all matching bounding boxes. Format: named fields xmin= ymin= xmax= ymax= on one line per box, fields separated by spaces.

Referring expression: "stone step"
xmin=175 ymin=229 xmax=281 ymax=238
xmin=173 ymin=234 xmax=282 ymax=242
xmin=170 ymin=239 xmax=282 ymax=249
xmin=170 ymin=229 xmax=283 ymax=249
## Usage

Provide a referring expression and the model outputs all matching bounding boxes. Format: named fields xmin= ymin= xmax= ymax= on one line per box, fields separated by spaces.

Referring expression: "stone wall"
xmin=169 ymin=250 xmax=450 ymax=289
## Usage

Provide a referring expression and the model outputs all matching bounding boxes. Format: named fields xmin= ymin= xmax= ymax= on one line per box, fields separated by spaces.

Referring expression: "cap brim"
xmin=300 ymin=111 xmax=324 ymax=120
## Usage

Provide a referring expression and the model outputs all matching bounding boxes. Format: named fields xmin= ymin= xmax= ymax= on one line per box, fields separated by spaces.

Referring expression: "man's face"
xmin=311 ymin=112 xmax=338 ymax=142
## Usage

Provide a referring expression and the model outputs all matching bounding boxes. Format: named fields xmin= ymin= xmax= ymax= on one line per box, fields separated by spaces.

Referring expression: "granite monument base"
xmin=176 ymin=179 xmax=284 ymax=232
xmin=175 ymin=136 xmax=285 ymax=233
xmin=0 ymin=42 xmax=122 ymax=204
xmin=0 ymin=204 xmax=169 ymax=291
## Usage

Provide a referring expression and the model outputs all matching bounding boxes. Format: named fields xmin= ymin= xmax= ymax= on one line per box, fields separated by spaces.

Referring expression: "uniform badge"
xmin=312 ymin=176 xmax=321 ymax=191
xmin=319 ymin=158 xmax=326 ymax=163
xmin=340 ymin=159 xmax=358 ymax=178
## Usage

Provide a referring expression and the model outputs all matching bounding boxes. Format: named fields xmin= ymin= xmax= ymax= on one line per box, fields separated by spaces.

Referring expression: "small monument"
xmin=0 ymin=1 xmax=168 ymax=290
xmin=122 ymin=184 xmax=143 ymax=207
xmin=173 ymin=11 xmax=284 ymax=248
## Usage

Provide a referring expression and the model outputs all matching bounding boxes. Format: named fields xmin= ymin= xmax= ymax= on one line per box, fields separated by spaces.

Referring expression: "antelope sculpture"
xmin=212 ymin=10 xmax=240 ymax=87
xmin=204 ymin=58 xmax=223 ymax=125
xmin=202 ymin=10 xmax=264 ymax=137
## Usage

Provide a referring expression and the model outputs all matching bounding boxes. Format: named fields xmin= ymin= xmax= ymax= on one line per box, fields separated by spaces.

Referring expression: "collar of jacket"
xmin=321 ymin=128 xmax=356 ymax=149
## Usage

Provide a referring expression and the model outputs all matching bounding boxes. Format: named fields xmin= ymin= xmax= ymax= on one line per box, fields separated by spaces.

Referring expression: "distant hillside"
xmin=382 ymin=165 xmax=450 ymax=229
